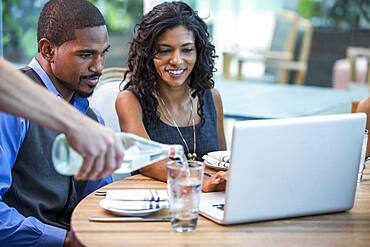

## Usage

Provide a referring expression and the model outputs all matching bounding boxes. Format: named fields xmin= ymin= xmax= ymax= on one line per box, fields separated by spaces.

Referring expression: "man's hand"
xmin=65 ymin=116 xmax=124 ymax=180
xmin=63 ymin=231 xmax=71 ymax=247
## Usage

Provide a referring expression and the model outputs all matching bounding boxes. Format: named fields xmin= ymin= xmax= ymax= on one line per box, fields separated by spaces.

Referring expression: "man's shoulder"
xmin=86 ymin=107 xmax=104 ymax=125
xmin=19 ymin=66 xmax=32 ymax=73
xmin=18 ymin=66 xmax=42 ymax=84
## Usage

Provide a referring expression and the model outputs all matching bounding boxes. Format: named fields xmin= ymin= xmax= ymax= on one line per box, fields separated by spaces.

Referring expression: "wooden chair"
xmin=234 ymin=10 xmax=298 ymax=81
xmin=89 ymin=67 xmax=129 ymax=132
xmin=332 ymin=46 xmax=369 ymax=89
xmin=347 ymin=46 xmax=370 ymax=86
xmin=222 ymin=51 xmax=233 ymax=80
xmin=233 ymin=11 xmax=313 ymax=85
xmin=267 ymin=17 xmax=313 ymax=85
xmin=96 ymin=67 xmax=128 ymax=88
xmin=351 ymin=101 xmax=360 ymax=113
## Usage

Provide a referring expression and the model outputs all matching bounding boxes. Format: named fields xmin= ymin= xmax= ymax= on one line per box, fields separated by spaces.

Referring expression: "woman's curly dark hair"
xmin=121 ymin=1 xmax=217 ymax=128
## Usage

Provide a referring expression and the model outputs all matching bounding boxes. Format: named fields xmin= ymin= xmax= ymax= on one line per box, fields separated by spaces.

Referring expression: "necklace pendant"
xmin=187 ymin=153 xmax=197 ymax=160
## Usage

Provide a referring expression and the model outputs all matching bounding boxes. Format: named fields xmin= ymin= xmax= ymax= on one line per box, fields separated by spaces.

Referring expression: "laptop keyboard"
xmin=212 ymin=203 xmax=225 ymax=211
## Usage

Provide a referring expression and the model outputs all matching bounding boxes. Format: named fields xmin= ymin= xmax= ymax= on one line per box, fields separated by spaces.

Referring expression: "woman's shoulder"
xmin=116 ymin=88 xmax=140 ymax=109
xmin=207 ymin=88 xmax=223 ymax=119
xmin=209 ymin=87 xmax=221 ymax=98
xmin=357 ymin=97 xmax=370 ymax=113
xmin=203 ymin=88 xmax=221 ymax=105
xmin=117 ymin=87 xmax=136 ymax=99
xmin=121 ymin=85 xmax=137 ymax=95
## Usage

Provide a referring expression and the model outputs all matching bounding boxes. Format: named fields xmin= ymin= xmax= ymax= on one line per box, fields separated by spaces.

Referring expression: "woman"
xmin=116 ymin=1 xmax=227 ymax=191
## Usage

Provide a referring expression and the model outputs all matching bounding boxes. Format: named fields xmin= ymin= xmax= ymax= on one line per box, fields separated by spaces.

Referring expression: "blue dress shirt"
xmin=0 ymin=58 xmax=112 ymax=247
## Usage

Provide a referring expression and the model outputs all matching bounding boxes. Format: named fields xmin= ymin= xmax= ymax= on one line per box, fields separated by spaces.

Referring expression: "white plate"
xmin=203 ymin=151 xmax=230 ymax=171
xmin=99 ymin=198 xmax=165 ymax=216
xmin=204 ymin=161 xmax=229 ymax=171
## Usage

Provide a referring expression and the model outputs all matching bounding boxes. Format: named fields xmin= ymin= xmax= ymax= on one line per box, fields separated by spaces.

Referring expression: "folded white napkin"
xmin=104 ymin=199 xmax=168 ymax=211
xmin=106 ymin=189 xmax=168 ymax=202
xmin=104 ymin=189 xmax=168 ymax=211
xmin=202 ymin=151 xmax=231 ymax=169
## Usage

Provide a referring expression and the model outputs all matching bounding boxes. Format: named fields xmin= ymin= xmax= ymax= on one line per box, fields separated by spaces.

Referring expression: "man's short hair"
xmin=37 ymin=0 xmax=105 ymax=47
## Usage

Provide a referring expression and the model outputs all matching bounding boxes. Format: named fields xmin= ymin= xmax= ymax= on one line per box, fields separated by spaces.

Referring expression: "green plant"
xmin=2 ymin=0 xmax=143 ymax=64
xmin=328 ymin=0 xmax=370 ymax=29
xmin=297 ymin=0 xmax=321 ymax=19
xmin=2 ymin=0 xmax=42 ymax=61
xmin=297 ymin=0 xmax=370 ymax=29
xmin=91 ymin=0 xmax=143 ymax=34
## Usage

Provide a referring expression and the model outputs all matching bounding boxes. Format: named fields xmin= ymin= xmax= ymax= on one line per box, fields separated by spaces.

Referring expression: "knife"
xmin=89 ymin=216 xmax=171 ymax=222
xmin=94 ymin=191 xmax=107 ymax=196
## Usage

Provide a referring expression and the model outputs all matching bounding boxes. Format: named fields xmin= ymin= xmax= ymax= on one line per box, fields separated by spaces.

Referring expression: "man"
xmin=0 ymin=58 xmax=124 ymax=181
xmin=0 ymin=1 xmax=117 ymax=246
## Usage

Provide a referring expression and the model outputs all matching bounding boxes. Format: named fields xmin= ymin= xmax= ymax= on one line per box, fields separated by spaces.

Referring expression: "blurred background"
xmin=1 ymin=0 xmax=369 ymax=88
xmin=1 ymin=0 xmax=370 ymax=142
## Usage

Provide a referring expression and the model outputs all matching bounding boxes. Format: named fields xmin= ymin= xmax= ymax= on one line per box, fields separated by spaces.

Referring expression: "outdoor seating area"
xmin=223 ymin=10 xmax=313 ymax=85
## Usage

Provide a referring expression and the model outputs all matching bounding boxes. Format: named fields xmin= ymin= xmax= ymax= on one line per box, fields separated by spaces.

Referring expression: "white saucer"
xmin=99 ymin=198 xmax=165 ymax=216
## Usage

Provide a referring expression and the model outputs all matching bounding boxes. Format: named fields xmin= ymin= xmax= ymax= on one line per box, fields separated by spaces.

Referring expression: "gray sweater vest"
xmin=2 ymin=67 xmax=98 ymax=230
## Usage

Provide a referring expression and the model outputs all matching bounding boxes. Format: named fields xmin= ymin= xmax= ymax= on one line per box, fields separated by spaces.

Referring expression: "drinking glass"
xmin=166 ymin=160 xmax=204 ymax=232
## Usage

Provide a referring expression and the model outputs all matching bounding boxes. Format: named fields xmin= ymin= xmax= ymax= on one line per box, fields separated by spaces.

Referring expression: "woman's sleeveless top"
xmin=129 ymin=88 xmax=219 ymax=160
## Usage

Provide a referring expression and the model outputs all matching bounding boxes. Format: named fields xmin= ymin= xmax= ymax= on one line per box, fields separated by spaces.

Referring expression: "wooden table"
xmin=71 ymin=170 xmax=370 ymax=246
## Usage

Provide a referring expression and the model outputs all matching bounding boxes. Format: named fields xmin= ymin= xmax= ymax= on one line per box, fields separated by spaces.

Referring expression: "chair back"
xmin=352 ymin=101 xmax=360 ymax=113
xmin=286 ymin=18 xmax=313 ymax=85
xmin=233 ymin=10 xmax=312 ymax=84
xmin=270 ymin=10 xmax=298 ymax=54
xmin=347 ymin=46 xmax=370 ymax=86
xmin=265 ymin=10 xmax=298 ymax=76
xmin=89 ymin=67 xmax=129 ymax=132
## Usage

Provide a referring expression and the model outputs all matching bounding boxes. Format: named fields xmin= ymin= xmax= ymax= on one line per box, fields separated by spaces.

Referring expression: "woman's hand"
xmin=202 ymin=171 xmax=228 ymax=192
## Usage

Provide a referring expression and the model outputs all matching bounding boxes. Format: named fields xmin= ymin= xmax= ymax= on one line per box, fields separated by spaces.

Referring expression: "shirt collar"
xmin=28 ymin=58 xmax=89 ymax=114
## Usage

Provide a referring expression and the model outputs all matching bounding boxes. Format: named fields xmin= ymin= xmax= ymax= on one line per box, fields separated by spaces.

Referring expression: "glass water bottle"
xmin=52 ymin=133 xmax=184 ymax=176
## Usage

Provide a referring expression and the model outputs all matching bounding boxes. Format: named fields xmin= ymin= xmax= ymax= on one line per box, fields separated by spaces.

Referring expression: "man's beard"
xmin=78 ymin=73 xmax=101 ymax=98
xmin=54 ymin=74 xmax=96 ymax=98
xmin=76 ymin=90 xmax=94 ymax=98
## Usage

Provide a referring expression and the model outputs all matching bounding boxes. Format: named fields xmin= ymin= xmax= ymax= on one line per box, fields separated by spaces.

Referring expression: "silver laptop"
xmin=199 ymin=113 xmax=366 ymax=225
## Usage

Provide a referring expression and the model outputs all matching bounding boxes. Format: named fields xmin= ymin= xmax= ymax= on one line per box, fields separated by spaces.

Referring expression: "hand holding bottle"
xmin=53 ymin=131 xmax=184 ymax=177
xmin=64 ymin=118 xmax=125 ymax=180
